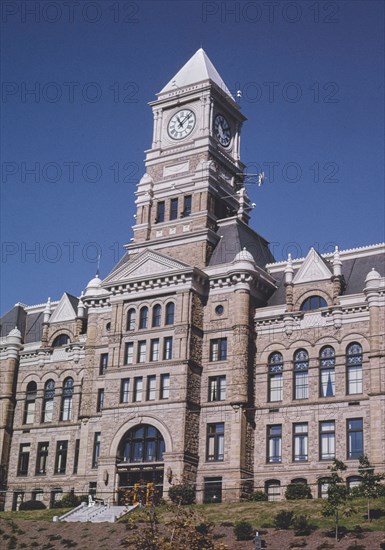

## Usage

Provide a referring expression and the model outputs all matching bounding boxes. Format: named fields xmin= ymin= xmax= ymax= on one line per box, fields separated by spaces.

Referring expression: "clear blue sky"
xmin=1 ymin=0 xmax=384 ymax=313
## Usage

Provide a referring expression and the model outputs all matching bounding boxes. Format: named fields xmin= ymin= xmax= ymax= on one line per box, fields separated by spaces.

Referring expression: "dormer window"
xmin=300 ymin=295 xmax=327 ymax=311
xmin=52 ymin=334 xmax=70 ymax=347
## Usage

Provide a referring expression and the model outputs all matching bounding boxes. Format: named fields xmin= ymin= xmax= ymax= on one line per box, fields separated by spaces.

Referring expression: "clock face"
xmin=167 ymin=109 xmax=196 ymax=140
xmin=214 ymin=114 xmax=231 ymax=147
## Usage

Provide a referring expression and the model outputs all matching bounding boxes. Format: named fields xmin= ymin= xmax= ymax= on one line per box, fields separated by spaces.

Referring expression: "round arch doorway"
xmin=117 ymin=424 xmax=165 ymax=505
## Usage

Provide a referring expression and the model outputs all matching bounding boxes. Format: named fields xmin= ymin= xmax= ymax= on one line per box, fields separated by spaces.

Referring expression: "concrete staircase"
xmin=56 ymin=502 xmax=138 ymax=523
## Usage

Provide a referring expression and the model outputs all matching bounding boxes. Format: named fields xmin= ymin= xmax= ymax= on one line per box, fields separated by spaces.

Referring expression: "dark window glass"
xmin=120 ymin=378 xmax=130 ymax=403
xmin=146 ymin=375 xmax=156 ymax=401
xmin=61 ymin=377 xmax=74 ymax=421
xmin=24 ymin=381 xmax=37 ymax=424
xmin=208 ymin=376 xmax=226 ymax=401
xmin=320 ymin=421 xmax=335 ymax=460
xmin=347 ymin=418 xmax=363 ymax=459
xmin=268 ymin=352 xmax=283 ymax=402
xmin=119 ymin=424 xmax=165 ymax=463
xmin=300 ymin=296 xmax=327 ymax=311
xmin=165 ymin=302 xmax=175 ymax=325
xmin=293 ymin=423 xmax=308 ymax=461
xmin=73 ymin=439 xmax=80 ymax=474
xmin=139 ymin=306 xmax=148 ymax=329
xmin=125 ymin=342 xmax=134 ymax=364
xmin=127 ymin=308 xmax=136 ymax=331
xmin=183 ymin=195 xmax=192 ymax=217
xmin=52 ymin=334 xmax=70 ymax=347
xmin=160 ymin=374 xmax=170 ymax=399
xmin=267 ymin=425 xmax=282 ymax=463
xmin=163 ymin=337 xmax=173 ymax=360
xmin=17 ymin=443 xmax=30 ymax=476
xmin=207 ymin=423 xmax=224 ymax=461
xmin=54 ymin=441 xmax=68 ymax=474
xmin=294 ymin=349 xmax=309 ymax=400
xmin=133 ymin=377 xmax=143 ymax=402
xmin=36 ymin=442 xmax=49 ymax=475
xmin=346 ymin=343 xmax=363 ymax=395
xmin=203 ymin=477 xmax=222 ymax=503
xmin=170 ymin=198 xmax=178 ymax=220
xmin=320 ymin=346 xmax=335 ymax=397
xmin=97 ymin=389 xmax=104 ymax=412
xmin=156 ymin=201 xmax=165 ymax=223
xmin=265 ymin=480 xmax=281 ymax=501
xmin=92 ymin=433 xmax=101 ymax=468
xmin=99 ymin=353 xmax=108 ymax=375
xmin=152 ymin=304 xmax=162 ymax=327
xmin=210 ymin=338 xmax=227 ymax=361
xmin=150 ymin=339 xmax=160 ymax=361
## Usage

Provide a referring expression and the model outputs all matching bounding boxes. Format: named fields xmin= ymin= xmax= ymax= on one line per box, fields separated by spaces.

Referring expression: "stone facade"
xmin=1 ymin=50 xmax=384 ymax=510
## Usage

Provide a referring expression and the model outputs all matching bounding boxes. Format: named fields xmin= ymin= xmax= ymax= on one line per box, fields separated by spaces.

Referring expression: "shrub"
xmin=234 ymin=520 xmax=254 ymax=541
xmin=285 ymin=483 xmax=312 ymax=500
xmin=380 ymin=542 xmax=385 ymax=550
xmin=19 ymin=500 xmax=46 ymax=511
xmin=168 ymin=483 xmax=195 ymax=505
xmin=60 ymin=492 xmax=80 ymax=508
xmin=292 ymin=515 xmax=312 ymax=536
xmin=274 ymin=510 xmax=294 ymax=529
xmin=250 ymin=490 xmax=268 ymax=501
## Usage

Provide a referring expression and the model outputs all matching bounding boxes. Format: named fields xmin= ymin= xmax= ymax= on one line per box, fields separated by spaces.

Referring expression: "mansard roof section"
xmin=267 ymin=243 xmax=385 ymax=306
xmin=292 ymin=247 xmax=333 ymax=284
xmin=49 ymin=293 xmax=78 ymax=323
xmin=103 ymin=249 xmax=193 ymax=287
xmin=158 ymin=48 xmax=234 ymax=100
xmin=0 ymin=304 xmax=27 ymax=339
xmin=208 ymin=217 xmax=275 ymax=269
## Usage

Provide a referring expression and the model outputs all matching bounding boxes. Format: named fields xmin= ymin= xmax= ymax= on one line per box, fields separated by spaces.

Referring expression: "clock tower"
xmin=128 ymin=48 xmax=249 ymax=268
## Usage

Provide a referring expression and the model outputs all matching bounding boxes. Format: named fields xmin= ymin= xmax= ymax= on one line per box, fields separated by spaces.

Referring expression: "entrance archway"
xmin=117 ymin=424 xmax=165 ymax=505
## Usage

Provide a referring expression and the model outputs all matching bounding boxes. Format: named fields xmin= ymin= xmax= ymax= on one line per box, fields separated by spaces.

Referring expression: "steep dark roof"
xmin=0 ymin=305 xmax=27 ymax=339
xmin=209 ymin=218 xmax=275 ymax=268
xmin=66 ymin=293 xmax=79 ymax=312
xmin=267 ymin=250 xmax=385 ymax=306
xmin=24 ymin=312 xmax=44 ymax=343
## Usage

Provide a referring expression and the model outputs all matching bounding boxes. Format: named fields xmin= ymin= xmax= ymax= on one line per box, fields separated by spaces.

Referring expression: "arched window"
xmin=52 ymin=334 xmax=70 ymax=347
xmin=119 ymin=424 xmax=165 ymax=464
xmin=319 ymin=346 xmax=335 ymax=397
xmin=127 ymin=308 xmax=136 ymax=331
xmin=294 ymin=349 xmax=309 ymax=400
xmin=43 ymin=379 xmax=55 ymax=423
xmin=139 ymin=306 xmax=148 ymax=329
xmin=300 ymin=295 xmax=327 ymax=311
xmin=152 ymin=304 xmax=162 ymax=327
xmin=24 ymin=381 xmax=37 ymax=424
xmin=346 ymin=343 xmax=363 ymax=394
xmin=268 ymin=352 xmax=283 ymax=402
xmin=61 ymin=377 xmax=74 ymax=421
xmin=265 ymin=480 xmax=281 ymax=501
xmin=165 ymin=302 xmax=175 ymax=325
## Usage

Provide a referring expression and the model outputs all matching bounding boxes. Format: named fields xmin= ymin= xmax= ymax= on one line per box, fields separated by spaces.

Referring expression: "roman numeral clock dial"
xmin=214 ymin=114 xmax=231 ymax=147
xmin=167 ymin=109 xmax=196 ymax=140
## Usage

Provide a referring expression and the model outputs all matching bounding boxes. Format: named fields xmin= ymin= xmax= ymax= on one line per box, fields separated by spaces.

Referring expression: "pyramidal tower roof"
xmin=159 ymin=48 xmax=234 ymax=99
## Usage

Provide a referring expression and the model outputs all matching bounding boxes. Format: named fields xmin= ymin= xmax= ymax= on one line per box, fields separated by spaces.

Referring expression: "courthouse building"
xmin=1 ymin=50 xmax=384 ymax=510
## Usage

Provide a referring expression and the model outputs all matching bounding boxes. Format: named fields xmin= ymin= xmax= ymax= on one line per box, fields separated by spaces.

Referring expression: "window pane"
xmin=320 ymin=368 xmax=335 ymax=397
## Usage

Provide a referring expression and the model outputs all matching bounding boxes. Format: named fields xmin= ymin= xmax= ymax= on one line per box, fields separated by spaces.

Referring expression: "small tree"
xmin=322 ymin=459 xmax=353 ymax=541
xmin=354 ymin=455 xmax=385 ymax=521
xmin=285 ymin=482 xmax=312 ymax=500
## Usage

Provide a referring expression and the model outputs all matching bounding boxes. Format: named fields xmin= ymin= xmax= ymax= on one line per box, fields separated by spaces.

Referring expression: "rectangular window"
xmin=97 ymin=389 xmax=104 ymax=412
xmin=150 ymin=339 xmax=160 ymax=362
xmin=73 ymin=439 xmax=80 ymax=474
xmin=35 ymin=442 xmax=49 ymax=475
xmin=347 ymin=366 xmax=363 ymax=395
xmin=43 ymin=398 xmax=54 ymax=423
xmin=99 ymin=353 xmax=108 ymax=375
xmin=207 ymin=423 xmax=224 ymax=461
xmin=120 ymin=378 xmax=130 ymax=403
xmin=61 ymin=396 xmax=72 ymax=421
xmin=24 ymin=400 xmax=36 ymax=425
xmin=125 ymin=342 xmax=134 ymax=364
xmin=160 ymin=374 xmax=170 ymax=399
xmin=32 ymin=490 xmax=44 ymax=502
xmin=170 ymin=197 xmax=178 ymax=220
xmin=54 ymin=441 xmax=68 ymax=474
xmin=320 ymin=367 xmax=335 ymax=397
xmin=92 ymin=433 xmax=100 ymax=468
xmin=210 ymin=338 xmax=227 ymax=361
xmin=269 ymin=372 xmax=283 ymax=402
xmin=293 ymin=423 xmax=308 ymax=461
xmin=133 ymin=377 xmax=143 ymax=402
xmin=163 ymin=337 xmax=173 ymax=360
xmin=156 ymin=201 xmax=165 ymax=223
xmin=294 ymin=370 xmax=308 ymax=400
xmin=347 ymin=418 xmax=363 ymax=459
xmin=138 ymin=341 xmax=146 ymax=363
xmin=208 ymin=376 xmax=226 ymax=401
xmin=17 ymin=443 xmax=30 ymax=476
xmin=267 ymin=425 xmax=282 ymax=463
xmin=183 ymin=195 xmax=192 ymax=217
xmin=146 ymin=375 xmax=156 ymax=401
xmin=203 ymin=477 xmax=222 ymax=504
xmin=320 ymin=421 xmax=335 ymax=460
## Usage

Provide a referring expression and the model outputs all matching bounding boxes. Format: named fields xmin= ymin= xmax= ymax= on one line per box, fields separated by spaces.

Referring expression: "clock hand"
xmin=176 ymin=116 xmax=183 ymax=128
xmin=180 ymin=112 xmax=192 ymax=126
